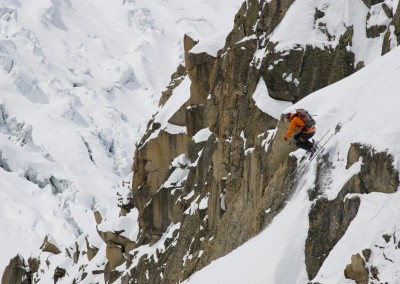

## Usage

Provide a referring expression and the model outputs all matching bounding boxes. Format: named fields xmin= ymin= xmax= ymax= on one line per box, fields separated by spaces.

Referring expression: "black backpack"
xmin=295 ymin=109 xmax=316 ymax=128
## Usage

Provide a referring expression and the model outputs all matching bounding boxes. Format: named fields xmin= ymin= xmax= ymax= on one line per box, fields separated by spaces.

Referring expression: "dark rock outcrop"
xmin=1 ymin=256 xmax=29 ymax=284
xmin=305 ymin=143 xmax=399 ymax=280
xmin=344 ymin=254 xmax=369 ymax=284
xmin=54 ymin=267 xmax=66 ymax=283
xmin=345 ymin=143 xmax=399 ymax=194
xmin=85 ymin=237 xmax=99 ymax=261
xmin=39 ymin=235 xmax=61 ymax=255
xmin=361 ymin=0 xmax=384 ymax=9
xmin=306 ymin=193 xmax=361 ymax=280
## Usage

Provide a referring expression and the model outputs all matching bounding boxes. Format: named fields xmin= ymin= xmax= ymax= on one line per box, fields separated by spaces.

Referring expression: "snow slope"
xmin=0 ymin=0 xmax=242 ymax=274
xmin=269 ymin=0 xmax=396 ymax=65
xmin=184 ymin=45 xmax=400 ymax=284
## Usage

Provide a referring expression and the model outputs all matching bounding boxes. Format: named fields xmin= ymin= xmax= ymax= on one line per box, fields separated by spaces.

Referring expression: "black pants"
xmin=293 ymin=132 xmax=315 ymax=151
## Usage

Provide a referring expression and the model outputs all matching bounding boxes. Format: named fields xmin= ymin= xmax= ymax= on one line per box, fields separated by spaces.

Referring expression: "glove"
xmin=284 ymin=137 xmax=288 ymax=141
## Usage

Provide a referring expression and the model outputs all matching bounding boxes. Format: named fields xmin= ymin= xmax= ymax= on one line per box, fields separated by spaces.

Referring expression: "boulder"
xmin=54 ymin=267 xmax=66 ymax=283
xmin=85 ymin=237 xmax=99 ymax=261
xmin=97 ymin=229 xmax=135 ymax=253
xmin=344 ymin=254 xmax=369 ymax=284
xmin=39 ymin=235 xmax=61 ymax=255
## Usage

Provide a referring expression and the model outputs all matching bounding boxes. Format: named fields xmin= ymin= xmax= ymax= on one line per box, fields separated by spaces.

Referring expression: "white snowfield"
xmin=0 ymin=0 xmax=242 ymax=277
xmin=184 ymin=45 xmax=400 ymax=284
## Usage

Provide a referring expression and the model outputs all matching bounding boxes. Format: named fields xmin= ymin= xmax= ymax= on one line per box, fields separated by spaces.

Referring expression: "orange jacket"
xmin=284 ymin=114 xmax=315 ymax=140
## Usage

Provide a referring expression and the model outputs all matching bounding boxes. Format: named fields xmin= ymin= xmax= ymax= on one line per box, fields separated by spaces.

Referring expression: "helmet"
xmin=284 ymin=113 xmax=291 ymax=119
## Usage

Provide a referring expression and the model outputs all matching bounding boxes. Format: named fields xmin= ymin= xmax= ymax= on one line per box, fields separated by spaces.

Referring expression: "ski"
xmin=291 ymin=132 xmax=334 ymax=180
xmin=288 ymin=129 xmax=332 ymax=177
xmin=311 ymin=129 xmax=330 ymax=149
xmin=307 ymin=132 xmax=334 ymax=164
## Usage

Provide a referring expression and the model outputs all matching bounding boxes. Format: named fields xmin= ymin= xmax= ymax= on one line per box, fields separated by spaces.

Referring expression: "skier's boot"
xmin=311 ymin=139 xmax=319 ymax=150
xmin=307 ymin=142 xmax=317 ymax=158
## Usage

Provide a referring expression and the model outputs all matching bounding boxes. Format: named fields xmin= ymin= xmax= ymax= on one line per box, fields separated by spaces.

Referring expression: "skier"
xmin=283 ymin=112 xmax=317 ymax=155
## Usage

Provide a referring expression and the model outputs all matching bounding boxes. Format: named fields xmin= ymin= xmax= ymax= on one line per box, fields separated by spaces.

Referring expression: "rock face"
xmin=306 ymin=192 xmax=361 ymax=280
xmin=1 ymin=256 xmax=29 ymax=284
xmin=123 ymin=1 xmax=400 ymax=283
xmin=305 ymin=143 xmax=399 ymax=279
xmin=345 ymin=143 xmax=399 ymax=194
